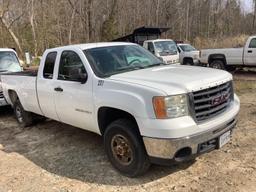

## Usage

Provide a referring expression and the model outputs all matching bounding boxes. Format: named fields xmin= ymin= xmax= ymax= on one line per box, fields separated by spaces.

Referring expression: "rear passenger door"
xmin=53 ymin=50 xmax=94 ymax=131
xmin=37 ymin=51 xmax=60 ymax=120
xmin=244 ymin=38 xmax=256 ymax=66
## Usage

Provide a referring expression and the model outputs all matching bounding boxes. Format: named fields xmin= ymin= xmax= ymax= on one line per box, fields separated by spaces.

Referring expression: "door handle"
xmin=54 ymin=87 xmax=63 ymax=92
xmin=248 ymin=50 xmax=253 ymax=53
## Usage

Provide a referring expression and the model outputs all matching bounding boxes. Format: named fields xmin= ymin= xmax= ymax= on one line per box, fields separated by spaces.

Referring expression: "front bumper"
xmin=140 ymin=95 xmax=240 ymax=164
xmin=0 ymin=97 xmax=8 ymax=106
xmin=143 ymin=118 xmax=237 ymax=164
xmin=193 ymin=59 xmax=200 ymax=65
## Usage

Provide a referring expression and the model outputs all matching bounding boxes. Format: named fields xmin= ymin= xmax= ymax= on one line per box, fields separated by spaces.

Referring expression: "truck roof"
xmin=0 ymin=48 xmax=17 ymax=53
xmin=144 ymin=39 xmax=174 ymax=43
xmin=46 ymin=42 xmax=135 ymax=52
xmin=177 ymin=43 xmax=190 ymax=46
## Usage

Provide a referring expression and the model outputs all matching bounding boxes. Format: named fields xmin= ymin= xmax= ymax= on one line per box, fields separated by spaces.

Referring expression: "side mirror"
xmin=70 ymin=69 xmax=88 ymax=84
xmin=79 ymin=73 xmax=88 ymax=84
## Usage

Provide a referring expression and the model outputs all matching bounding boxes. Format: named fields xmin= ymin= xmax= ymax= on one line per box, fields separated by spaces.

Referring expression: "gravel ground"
xmin=0 ymin=77 xmax=255 ymax=192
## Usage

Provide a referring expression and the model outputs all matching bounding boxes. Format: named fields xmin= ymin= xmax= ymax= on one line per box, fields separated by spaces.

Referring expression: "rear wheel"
xmin=13 ymin=100 xmax=34 ymax=127
xmin=209 ymin=60 xmax=225 ymax=70
xmin=104 ymin=118 xmax=150 ymax=177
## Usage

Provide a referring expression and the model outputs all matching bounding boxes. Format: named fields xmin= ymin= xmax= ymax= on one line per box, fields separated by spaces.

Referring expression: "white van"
xmin=143 ymin=39 xmax=180 ymax=64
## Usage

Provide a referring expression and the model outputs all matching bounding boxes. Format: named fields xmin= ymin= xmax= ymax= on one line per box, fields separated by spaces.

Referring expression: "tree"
xmin=0 ymin=0 xmax=25 ymax=54
xmin=253 ymin=0 xmax=256 ymax=32
xmin=101 ymin=0 xmax=118 ymax=41
xmin=29 ymin=0 xmax=38 ymax=56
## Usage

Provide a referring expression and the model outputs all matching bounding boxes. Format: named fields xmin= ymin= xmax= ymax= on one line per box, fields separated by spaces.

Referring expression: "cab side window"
xmin=249 ymin=38 xmax=256 ymax=48
xmin=58 ymin=51 xmax=87 ymax=82
xmin=148 ymin=42 xmax=154 ymax=53
xmin=43 ymin=52 xmax=57 ymax=79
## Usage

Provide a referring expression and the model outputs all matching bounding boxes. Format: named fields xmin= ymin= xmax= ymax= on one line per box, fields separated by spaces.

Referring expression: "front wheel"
xmin=13 ymin=100 xmax=34 ymax=127
xmin=183 ymin=58 xmax=194 ymax=65
xmin=104 ymin=119 xmax=150 ymax=177
xmin=209 ymin=60 xmax=225 ymax=70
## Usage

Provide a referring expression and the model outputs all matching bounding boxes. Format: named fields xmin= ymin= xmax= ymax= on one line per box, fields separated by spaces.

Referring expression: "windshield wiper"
xmin=0 ymin=70 xmax=8 ymax=73
xmin=116 ymin=66 xmax=145 ymax=72
xmin=143 ymin=63 xmax=166 ymax=69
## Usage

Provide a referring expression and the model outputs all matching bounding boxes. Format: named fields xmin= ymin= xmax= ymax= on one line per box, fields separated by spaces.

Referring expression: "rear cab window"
xmin=43 ymin=52 xmax=57 ymax=79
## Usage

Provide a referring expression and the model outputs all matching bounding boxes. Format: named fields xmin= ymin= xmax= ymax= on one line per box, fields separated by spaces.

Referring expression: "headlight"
xmin=153 ymin=94 xmax=189 ymax=119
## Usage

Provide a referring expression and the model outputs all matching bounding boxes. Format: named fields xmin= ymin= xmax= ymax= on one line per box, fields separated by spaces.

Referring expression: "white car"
xmin=200 ymin=36 xmax=256 ymax=70
xmin=1 ymin=43 xmax=240 ymax=177
xmin=0 ymin=48 xmax=22 ymax=107
xmin=177 ymin=43 xmax=200 ymax=65
xmin=143 ymin=39 xmax=180 ymax=64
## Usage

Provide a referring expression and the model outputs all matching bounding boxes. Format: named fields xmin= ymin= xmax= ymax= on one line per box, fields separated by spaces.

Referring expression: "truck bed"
xmin=3 ymin=70 xmax=38 ymax=77
xmin=1 ymin=73 xmax=42 ymax=115
xmin=200 ymin=48 xmax=244 ymax=65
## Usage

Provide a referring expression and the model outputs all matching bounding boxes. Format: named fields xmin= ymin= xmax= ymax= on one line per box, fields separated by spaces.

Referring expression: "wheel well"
xmin=8 ymin=90 xmax=18 ymax=105
xmin=183 ymin=57 xmax=193 ymax=61
xmin=208 ymin=54 xmax=227 ymax=65
xmin=97 ymin=107 xmax=138 ymax=135
xmin=183 ymin=57 xmax=193 ymax=63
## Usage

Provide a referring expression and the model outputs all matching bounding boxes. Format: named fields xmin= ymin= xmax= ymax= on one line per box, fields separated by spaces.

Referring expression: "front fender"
xmin=95 ymin=89 xmax=151 ymax=119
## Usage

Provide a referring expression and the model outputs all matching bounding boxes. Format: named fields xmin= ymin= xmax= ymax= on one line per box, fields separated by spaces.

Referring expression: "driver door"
xmin=244 ymin=38 xmax=256 ymax=66
xmin=53 ymin=50 xmax=95 ymax=131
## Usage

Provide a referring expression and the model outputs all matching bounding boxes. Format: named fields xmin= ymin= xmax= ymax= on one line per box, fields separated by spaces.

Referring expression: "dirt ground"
xmin=0 ymin=76 xmax=255 ymax=192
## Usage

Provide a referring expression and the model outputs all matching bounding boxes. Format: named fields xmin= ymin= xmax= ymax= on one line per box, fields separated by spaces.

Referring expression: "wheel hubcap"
xmin=15 ymin=106 xmax=23 ymax=123
xmin=212 ymin=63 xmax=221 ymax=69
xmin=111 ymin=134 xmax=133 ymax=166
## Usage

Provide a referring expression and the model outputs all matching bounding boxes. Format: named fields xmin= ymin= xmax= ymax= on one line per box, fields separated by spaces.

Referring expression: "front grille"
xmin=0 ymin=91 xmax=3 ymax=99
xmin=191 ymin=81 xmax=233 ymax=122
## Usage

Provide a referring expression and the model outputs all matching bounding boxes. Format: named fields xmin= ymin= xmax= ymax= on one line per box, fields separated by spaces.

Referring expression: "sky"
xmin=241 ymin=0 xmax=254 ymax=13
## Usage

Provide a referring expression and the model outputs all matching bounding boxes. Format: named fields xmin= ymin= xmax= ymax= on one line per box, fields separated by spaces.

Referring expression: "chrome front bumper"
xmin=143 ymin=118 xmax=237 ymax=163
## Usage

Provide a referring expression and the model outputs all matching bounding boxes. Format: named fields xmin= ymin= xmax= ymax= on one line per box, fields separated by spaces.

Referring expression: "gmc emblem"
xmin=211 ymin=93 xmax=229 ymax=106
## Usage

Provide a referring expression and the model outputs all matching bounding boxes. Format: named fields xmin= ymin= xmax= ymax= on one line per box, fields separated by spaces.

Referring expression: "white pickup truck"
xmin=143 ymin=39 xmax=180 ymax=64
xmin=177 ymin=43 xmax=200 ymax=65
xmin=200 ymin=36 xmax=256 ymax=70
xmin=1 ymin=43 xmax=240 ymax=177
xmin=0 ymin=48 xmax=22 ymax=107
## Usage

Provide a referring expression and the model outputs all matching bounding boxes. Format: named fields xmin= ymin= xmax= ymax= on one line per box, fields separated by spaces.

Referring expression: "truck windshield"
xmin=0 ymin=52 xmax=21 ymax=73
xmin=84 ymin=45 xmax=163 ymax=78
xmin=179 ymin=44 xmax=197 ymax=52
xmin=154 ymin=41 xmax=178 ymax=56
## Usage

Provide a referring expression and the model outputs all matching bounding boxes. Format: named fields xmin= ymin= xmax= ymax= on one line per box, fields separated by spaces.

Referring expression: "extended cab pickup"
xmin=200 ymin=36 xmax=256 ymax=70
xmin=0 ymin=48 xmax=22 ymax=106
xmin=1 ymin=43 xmax=240 ymax=177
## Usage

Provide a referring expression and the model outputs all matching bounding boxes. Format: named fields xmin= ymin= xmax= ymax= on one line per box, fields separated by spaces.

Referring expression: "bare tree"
xmin=0 ymin=0 xmax=254 ymax=56
xmin=0 ymin=0 xmax=24 ymax=54
xmin=29 ymin=0 xmax=38 ymax=56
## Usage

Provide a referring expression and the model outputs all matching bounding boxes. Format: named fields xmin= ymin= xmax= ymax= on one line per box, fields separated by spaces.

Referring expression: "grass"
xmin=194 ymin=35 xmax=249 ymax=49
xmin=234 ymin=80 xmax=256 ymax=94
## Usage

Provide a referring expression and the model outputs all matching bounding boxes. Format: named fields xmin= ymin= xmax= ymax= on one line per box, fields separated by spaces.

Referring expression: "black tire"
xmin=104 ymin=118 xmax=150 ymax=177
xmin=13 ymin=100 xmax=34 ymax=127
xmin=33 ymin=114 xmax=47 ymax=124
xmin=209 ymin=60 xmax=226 ymax=70
xmin=183 ymin=58 xmax=194 ymax=65
xmin=226 ymin=65 xmax=236 ymax=72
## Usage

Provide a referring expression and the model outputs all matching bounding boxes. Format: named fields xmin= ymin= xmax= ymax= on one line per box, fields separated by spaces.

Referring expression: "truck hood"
xmin=110 ymin=65 xmax=232 ymax=95
xmin=182 ymin=51 xmax=200 ymax=59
